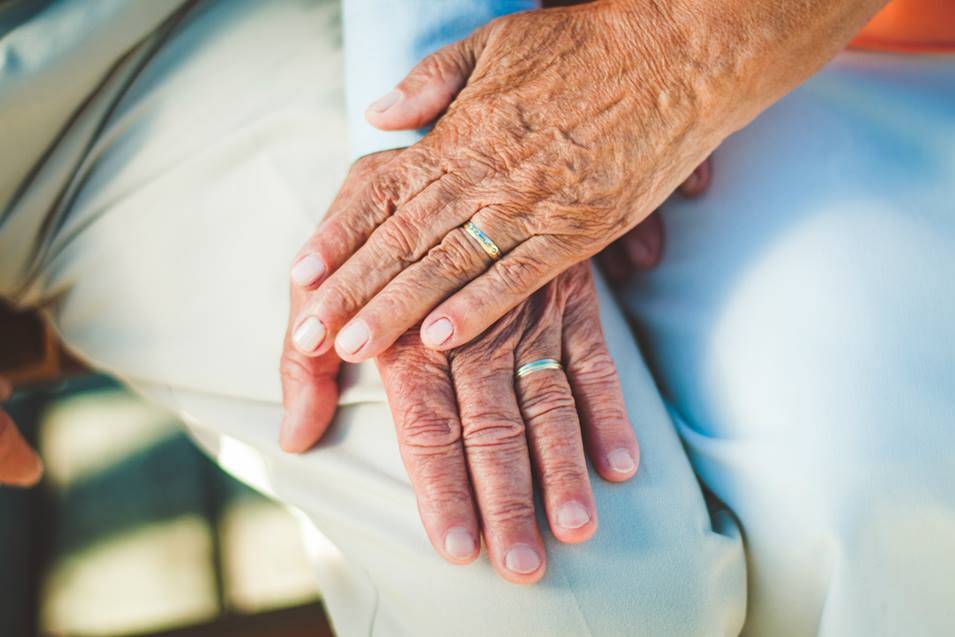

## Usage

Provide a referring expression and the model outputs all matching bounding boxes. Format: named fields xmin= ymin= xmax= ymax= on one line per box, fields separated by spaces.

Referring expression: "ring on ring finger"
xmin=516 ymin=358 xmax=563 ymax=379
xmin=463 ymin=221 xmax=503 ymax=261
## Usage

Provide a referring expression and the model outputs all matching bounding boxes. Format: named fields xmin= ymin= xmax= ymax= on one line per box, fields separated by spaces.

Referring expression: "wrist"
xmin=595 ymin=0 xmax=738 ymax=142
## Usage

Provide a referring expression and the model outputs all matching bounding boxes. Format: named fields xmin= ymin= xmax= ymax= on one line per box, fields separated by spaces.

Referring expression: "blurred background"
xmin=1 ymin=301 xmax=333 ymax=637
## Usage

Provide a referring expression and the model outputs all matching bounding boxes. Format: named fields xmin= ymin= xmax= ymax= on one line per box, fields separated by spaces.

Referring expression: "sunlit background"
xmin=0 ymin=375 xmax=332 ymax=637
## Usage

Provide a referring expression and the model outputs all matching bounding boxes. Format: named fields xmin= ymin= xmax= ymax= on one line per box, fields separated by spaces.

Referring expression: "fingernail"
xmin=504 ymin=544 xmax=542 ymax=575
xmin=293 ymin=317 xmax=326 ymax=352
xmin=291 ymin=255 xmax=325 ymax=286
xmin=368 ymin=89 xmax=401 ymax=114
xmin=423 ymin=317 xmax=453 ymax=346
xmin=608 ymin=448 xmax=636 ymax=474
xmin=444 ymin=527 xmax=476 ymax=560
xmin=556 ymin=501 xmax=591 ymax=530
xmin=337 ymin=319 xmax=370 ymax=355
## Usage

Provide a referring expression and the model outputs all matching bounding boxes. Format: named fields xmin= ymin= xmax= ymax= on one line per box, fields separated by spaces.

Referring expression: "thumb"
xmin=0 ymin=380 xmax=43 ymax=487
xmin=279 ymin=291 xmax=343 ymax=453
xmin=366 ymin=31 xmax=485 ymax=131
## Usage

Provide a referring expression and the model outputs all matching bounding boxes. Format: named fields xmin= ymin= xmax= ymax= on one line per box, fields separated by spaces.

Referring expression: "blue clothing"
xmin=343 ymin=0 xmax=538 ymax=159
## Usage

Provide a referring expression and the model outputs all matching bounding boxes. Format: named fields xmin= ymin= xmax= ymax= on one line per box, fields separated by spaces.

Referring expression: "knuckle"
xmin=587 ymin=394 xmax=629 ymax=425
xmin=315 ymin=218 xmax=343 ymax=248
xmin=399 ymin=412 xmax=463 ymax=451
xmin=484 ymin=497 xmax=536 ymax=526
xmin=570 ymin=350 xmax=619 ymax=387
xmin=417 ymin=479 xmax=473 ymax=512
xmin=427 ymin=232 xmax=481 ymax=280
xmin=587 ymin=405 xmax=631 ymax=439
xmin=374 ymin=215 xmax=422 ymax=264
xmin=461 ymin=415 xmax=524 ymax=448
xmin=377 ymin=331 xmax=423 ymax=367
xmin=538 ymin=458 xmax=587 ymax=488
xmin=318 ymin=281 xmax=364 ymax=318
xmin=419 ymin=52 xmax=457 ymax=86
xmin=447 ymin=147 xmax=498 ymax=182
xmin=279 ymin=352 xmax=329 ymax=387
xmin=494 ymin=255 xmax=543 ymax=295
xmin=519 ymin=383 xmax=576 ymax=422
xmin=451 ymin=348 xmax=513 ymax=376
xmin=368 ymin=175 xmax=399 ymax=215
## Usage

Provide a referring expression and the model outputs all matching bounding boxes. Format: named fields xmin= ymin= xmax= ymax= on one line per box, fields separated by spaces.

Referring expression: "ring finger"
xmin=514 ymin=324 xmax=597 ymax=544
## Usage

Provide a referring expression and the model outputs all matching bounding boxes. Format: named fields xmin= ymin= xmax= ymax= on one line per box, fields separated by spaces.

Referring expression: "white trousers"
xmin=2 ymin=1 xmax=953 ymax=636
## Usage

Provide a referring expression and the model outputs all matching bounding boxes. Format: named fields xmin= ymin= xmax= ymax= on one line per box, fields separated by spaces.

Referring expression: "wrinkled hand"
xmin=288 ymin=2 xmax=727 ymax=362
xmin=0 ymin=378 xmax=44 ymax=487
xmin=281 ymin=153 xmax=638 ymax=584
xmin=377 ymin=262 xmax=637 ymax=584
xmin=282 ymin=258 xmax=637 ymax=584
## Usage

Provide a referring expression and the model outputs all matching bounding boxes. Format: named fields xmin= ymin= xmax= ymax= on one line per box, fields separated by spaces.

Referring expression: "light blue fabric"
xmin=343 ymin=0 xmax=538 ymax=160
xmin=622 ymin=51 xmax=955 ymax=636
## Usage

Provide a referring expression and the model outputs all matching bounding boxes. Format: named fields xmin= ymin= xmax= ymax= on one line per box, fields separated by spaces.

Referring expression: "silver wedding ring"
xmin=515 ymin=358 xmax=563 ymax=379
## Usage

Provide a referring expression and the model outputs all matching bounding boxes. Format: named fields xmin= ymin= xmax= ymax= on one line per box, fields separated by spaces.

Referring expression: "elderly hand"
xmin=287 ymin=1 xmax=731 ymax=363
xmin=286 ymin=0 xmax=883 ymax=363
xmin=281 ymin=153 xmax=637 ymax=583
xmin=282 ymin=259 xmax=637 ymax=584
xmin=376 ymin=262 xmax=637 ymax=584
xmin=0 ymin=378 xmax=44 ymax=487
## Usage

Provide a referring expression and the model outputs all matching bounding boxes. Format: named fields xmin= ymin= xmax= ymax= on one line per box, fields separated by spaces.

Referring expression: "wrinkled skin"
xmin=287 ymin=0 xmax=884 ymax=363
xmin=281 ymin=151 xmax=638 ymax=584
xmin=0 ymin=377 xmax=43 ymax=487
xmin=281 ymin=0 xmax=884 ymax=583
xmin=289 ymin=1 xmax=730 ymax=362
xmin=378 ymin=262 xmax=638 ymax=584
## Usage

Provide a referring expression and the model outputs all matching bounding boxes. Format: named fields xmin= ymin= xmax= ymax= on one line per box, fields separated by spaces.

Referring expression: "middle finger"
xmin=452 ymin=350 xmax=546 ymax=584
xmin=514 ymin=333 xmax=597 ymax=545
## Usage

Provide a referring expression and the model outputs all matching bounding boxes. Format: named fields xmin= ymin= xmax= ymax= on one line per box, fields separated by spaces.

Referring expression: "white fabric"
xmin=2 ymin=2 xmax=745 ymax=636
xmin=1 ymin=0 xmax=953 ymax=635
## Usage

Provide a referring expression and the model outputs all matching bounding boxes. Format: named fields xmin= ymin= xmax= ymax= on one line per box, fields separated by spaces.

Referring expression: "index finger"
xmin=451 ymin=351 xmax=547 ymax=584
xmin=377 ymin=333 xmax=480 ymax=565
xmin=292 ymin=146 xmax=445 ymax=292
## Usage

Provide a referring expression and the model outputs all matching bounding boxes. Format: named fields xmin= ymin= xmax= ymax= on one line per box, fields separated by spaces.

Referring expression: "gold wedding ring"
xmin=516 ymin=358 xmax=563 ymax=379
xmin=464 ymin=221 xmax=502 ymax=261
